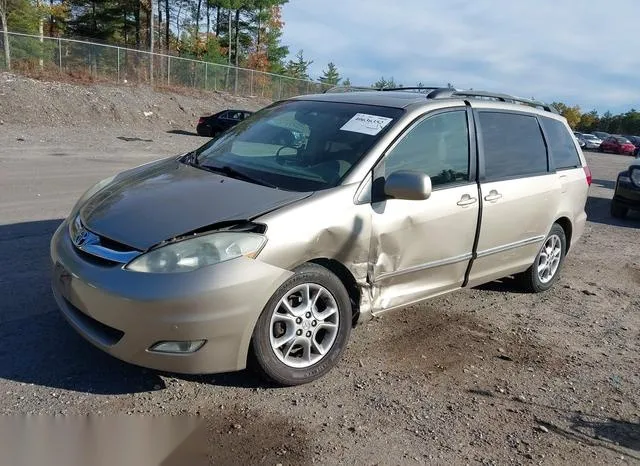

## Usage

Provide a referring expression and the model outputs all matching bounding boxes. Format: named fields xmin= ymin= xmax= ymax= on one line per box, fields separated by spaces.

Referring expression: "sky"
xmin=280 ymin=0 xmax=640 ymax=114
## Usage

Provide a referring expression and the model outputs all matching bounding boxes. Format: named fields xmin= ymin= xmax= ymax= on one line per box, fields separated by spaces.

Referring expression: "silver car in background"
xmin=580 ymin=133 xmax=603 ymax=150
xmin=51 ymin=88 xmax=590 ymax=386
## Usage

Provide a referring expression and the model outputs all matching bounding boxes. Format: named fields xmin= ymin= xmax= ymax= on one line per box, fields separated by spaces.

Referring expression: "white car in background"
xmin=580 ymin=133 xmax=602 ymax=150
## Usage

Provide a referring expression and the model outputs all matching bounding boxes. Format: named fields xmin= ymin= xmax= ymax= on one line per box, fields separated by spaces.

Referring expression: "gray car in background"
xmin=51 ymin=87 xmax=590 ymax=386
xmin=580 ymin=133 xmax=603 ymax=150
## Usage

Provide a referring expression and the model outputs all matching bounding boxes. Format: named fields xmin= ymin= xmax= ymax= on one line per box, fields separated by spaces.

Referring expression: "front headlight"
xmin=630 ymin=168 xmax=640 ymax=187
xmin=125 ymin=232 xmax=267 ymax=273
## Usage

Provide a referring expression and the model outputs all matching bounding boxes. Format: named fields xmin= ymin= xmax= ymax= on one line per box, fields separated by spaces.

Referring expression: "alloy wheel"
xmin=269 ymin=283 xmax=340 ymax=368
xmin=537 ymin=234 xmax=562 ymax=284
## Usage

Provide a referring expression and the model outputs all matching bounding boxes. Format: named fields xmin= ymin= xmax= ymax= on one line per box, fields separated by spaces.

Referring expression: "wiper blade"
xmin=199 ymin=163 xmax=278 ymax=189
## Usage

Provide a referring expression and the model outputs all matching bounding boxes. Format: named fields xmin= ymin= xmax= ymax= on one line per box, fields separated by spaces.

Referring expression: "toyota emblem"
xmin=74 ymin=228 xmax=90 ymax=246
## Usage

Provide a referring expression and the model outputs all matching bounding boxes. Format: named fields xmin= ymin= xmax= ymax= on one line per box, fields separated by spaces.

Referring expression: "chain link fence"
xmin=0 ymin=31 xmax=331 ymax=99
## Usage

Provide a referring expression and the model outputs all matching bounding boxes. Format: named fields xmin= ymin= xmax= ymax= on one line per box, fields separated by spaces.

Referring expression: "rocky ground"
xmin=0 ymin=73 xmax=638 ymax=465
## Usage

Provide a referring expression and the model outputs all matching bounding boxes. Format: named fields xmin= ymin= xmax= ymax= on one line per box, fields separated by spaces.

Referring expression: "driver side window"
xmin=383 ymin=110 xmax=470 ymax=187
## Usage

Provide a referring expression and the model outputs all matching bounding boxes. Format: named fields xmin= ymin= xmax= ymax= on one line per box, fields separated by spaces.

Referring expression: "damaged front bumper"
xmin=50 ymin=220 xmax=292 ymax=374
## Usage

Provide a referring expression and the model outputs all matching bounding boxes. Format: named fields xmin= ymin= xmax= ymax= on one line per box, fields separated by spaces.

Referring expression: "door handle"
xmin=457 ymin=194 xmax=478 ymax=206
xmin=484 ymin=190 xmax=502 ymax=202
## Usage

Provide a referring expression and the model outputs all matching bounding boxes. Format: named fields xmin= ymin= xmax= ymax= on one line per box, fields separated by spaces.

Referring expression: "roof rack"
xmin=323 ymin=85 xmax=376 ymax=93
xmin=425 ymin=88 xmax=559 ymax=113
xmin=380 ymin=86 xmax=441 ymax=93
xmin=322 ymin=84 xmax=558 ymax=114
xmin=325 ymin=85 xmax=444 ymax=94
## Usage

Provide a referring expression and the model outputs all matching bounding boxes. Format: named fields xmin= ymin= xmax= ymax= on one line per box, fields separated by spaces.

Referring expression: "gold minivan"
xmin=51 ymin=88 xmax=591 ymax=385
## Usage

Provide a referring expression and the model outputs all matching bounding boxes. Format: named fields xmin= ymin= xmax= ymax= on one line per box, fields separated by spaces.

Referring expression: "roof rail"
xmin=323 ymin=85 xmax=375 ymax=94
xmin=323 ymin=84 xmax=559 ymax=114
xmin=426 ymin=88 xmax=559 ymax=114
xmin=380 ymin=86 xmax=442 ymax=93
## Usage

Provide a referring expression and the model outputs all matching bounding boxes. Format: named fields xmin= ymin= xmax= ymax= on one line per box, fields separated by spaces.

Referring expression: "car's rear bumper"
xmin=50 ymin=220 xmax=292 ymax=374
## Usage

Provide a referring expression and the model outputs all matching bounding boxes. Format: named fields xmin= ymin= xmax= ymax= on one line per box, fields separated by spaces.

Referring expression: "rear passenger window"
xmin=383 ymin=110 xmax=469 ymax=188
xmin=479 ymin=112 xmax=548 ymax=180
xmin=540 ymin=117 xmax=581 ymax=169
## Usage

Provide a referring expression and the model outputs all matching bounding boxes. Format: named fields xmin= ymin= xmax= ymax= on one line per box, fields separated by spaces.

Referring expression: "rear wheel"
xmin=250 ymin=264 xmax=352 ymax=386
xmin=598 ymin=146 xmax=604 ymax=153
xmin=610 ymin=200 xmax=628 ymax=218
xmin=517 ymin=224 xmax=566 ymax=293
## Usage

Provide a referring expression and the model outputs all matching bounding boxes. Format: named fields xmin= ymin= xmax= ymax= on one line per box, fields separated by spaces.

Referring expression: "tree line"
xmin=551 ymin=102 xmax=640 ymax=136
xmin=0 ymin=0 xmax=348 ymax=83
xmin=1 ymin=1 xmax=636 ymax=126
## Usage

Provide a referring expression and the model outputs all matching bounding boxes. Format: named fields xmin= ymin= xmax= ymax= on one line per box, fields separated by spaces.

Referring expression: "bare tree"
xmin=149 ymin=0 xmax=154 ymax=82
xmin=36 ymin=0 xmax=44 ymax=68
xmin=0 ymin=0 xmax=10 ymax=69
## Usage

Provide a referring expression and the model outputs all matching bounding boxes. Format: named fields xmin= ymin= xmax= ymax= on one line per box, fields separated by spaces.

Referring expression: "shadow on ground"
xmin=586 ymin=196 xmax=640 ymax=228
xmin=591 ymin=178 xmax=616 ymax=190
xmin=467 ymin=388 xmax=640 ymax=459
xmin=167 ymin=129 xmax=201 ymax=137
xmin=116 ymin=136 xmax=154 ymax=142
xmin=474 ymin=276 xmax=529 ymax=294
xmin=0 ymin=219 xmax=266 ymax=394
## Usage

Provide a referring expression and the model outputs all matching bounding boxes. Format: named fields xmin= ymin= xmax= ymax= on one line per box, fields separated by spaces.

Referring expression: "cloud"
xmin=281 ymin=0 xmax=640 ymax=113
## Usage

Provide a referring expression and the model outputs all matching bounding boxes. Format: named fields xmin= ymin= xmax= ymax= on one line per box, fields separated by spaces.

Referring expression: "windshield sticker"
xmin=340 ymin=113 xmax=393 ymax=136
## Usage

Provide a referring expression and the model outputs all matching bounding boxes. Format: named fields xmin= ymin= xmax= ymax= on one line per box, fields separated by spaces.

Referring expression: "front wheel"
xmin=517 ymin=224 xmax=566 ymax=293
xmin=250 ymin=264 xmax=352 ymax=386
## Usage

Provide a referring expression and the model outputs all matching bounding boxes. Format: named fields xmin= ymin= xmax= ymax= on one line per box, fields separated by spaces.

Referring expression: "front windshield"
xmin=193 ymin=100 xmax=404 ymax=191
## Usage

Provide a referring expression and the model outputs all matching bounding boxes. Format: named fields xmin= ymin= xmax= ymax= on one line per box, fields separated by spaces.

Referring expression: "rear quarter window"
xmin=478 ymin=111 xmax=548 ymax=180
xmin=540 ymin=117 xmax=582 ymax=170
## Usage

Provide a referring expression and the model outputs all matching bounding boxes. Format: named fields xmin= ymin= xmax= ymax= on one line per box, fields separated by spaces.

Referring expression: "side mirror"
xmin=384 ymin=170 xmax=432 ymax=200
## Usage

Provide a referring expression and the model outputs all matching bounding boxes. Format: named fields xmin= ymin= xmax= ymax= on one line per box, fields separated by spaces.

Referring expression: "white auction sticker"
xmin=340 ymin=113 xmax=393 ymax=136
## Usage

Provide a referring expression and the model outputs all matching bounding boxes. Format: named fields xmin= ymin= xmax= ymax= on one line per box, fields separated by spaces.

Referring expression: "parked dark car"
xmin=599 ymin=136 xmax=636 ymax=155
xmin=611 ymin=163 xmax=640 ymax=218
xmin=623 ymin=135 xmax=640 ymax=156
xmin=196 ymin=109 xmax=254 ymax=137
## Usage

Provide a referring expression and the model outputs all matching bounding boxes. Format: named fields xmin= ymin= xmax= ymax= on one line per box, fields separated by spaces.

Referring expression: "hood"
xmin=79 ymin=157 xmax=312 ymax=250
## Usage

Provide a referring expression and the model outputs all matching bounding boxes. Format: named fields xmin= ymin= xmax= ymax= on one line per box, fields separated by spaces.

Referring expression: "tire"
xmin=249 ymin=263 xmax=352 ymax=386
xmin=517 ymin=224 xmax=567 ymax=293
xmin=196 ymin=125 xmax=210 ymax=137
xmin=598 ymin=147 xmax=604 ymax=153
xmin=610 ymin=200 xmax=628 ymax=219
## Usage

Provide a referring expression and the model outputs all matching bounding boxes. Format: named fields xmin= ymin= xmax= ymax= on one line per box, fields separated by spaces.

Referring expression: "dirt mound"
xmin=0 ymin=72 xmax=270 ymax=132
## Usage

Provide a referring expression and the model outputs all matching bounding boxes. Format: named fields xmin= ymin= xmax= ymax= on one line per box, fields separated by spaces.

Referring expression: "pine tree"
xmin=319 ymin=61 xmax=340 ymax=85
xmin=285 ymin=49 xmax=312 ymax=80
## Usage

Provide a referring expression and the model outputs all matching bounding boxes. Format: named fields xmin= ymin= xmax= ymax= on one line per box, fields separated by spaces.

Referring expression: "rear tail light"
xmin=198 ymin=117 xmax=205 ymax=124
xmin=583 ymin=165 xmax=592 ymax=186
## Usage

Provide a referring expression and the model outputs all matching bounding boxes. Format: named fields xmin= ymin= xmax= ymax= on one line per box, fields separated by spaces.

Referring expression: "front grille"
xmin=75 ymin=248 xmax=121 ymax=267
xmin=70 ymin=214 xmax=141 ymax=265
xmin=62 ymin=296 xmax=124 ymax=347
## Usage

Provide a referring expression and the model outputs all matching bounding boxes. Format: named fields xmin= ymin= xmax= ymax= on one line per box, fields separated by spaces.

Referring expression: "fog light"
xmin=149 ymin=340 xmax=206 ymax=354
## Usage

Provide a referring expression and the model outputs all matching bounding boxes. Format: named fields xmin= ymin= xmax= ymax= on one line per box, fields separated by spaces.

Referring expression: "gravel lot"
xmin=0 ymin=79 xmax=639 ymax=464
